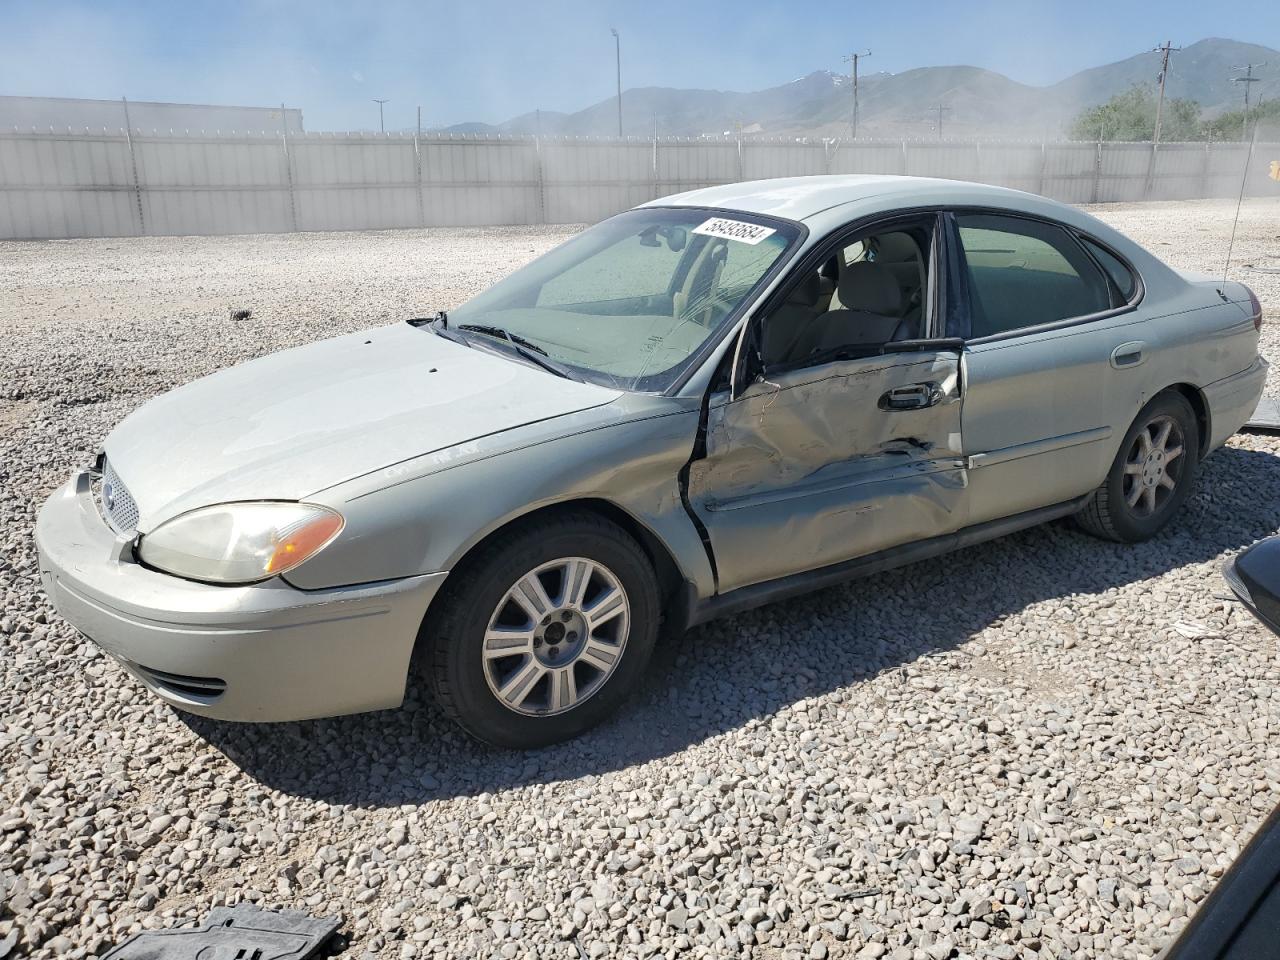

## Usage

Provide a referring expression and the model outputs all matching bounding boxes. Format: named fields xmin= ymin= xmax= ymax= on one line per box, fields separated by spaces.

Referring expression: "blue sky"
xmin=2 ymin=0 xmax=1276 ymax=130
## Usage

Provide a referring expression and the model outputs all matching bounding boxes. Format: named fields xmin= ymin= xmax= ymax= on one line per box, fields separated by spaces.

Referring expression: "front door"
xmin=687 ymin=350 xmax=968 ymax=593
xmin=685 ymin=213 xmax=969 ymax=594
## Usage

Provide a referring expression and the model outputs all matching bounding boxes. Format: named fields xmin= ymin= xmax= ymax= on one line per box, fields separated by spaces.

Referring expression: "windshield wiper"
xmin=454 ymin=324 xmax=576 ymax=380
xmin=455 ymin=323 xmax=546 ymax=355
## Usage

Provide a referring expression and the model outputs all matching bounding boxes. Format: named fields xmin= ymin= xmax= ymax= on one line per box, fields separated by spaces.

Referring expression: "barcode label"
xmin=692 ymin=217 xmax=777 ymax=245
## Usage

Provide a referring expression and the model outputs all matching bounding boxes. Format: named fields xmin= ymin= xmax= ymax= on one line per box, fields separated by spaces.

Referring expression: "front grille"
xmin=129 ymin=662 xmax=227 ymax=703
xmin=99 ymin=459 xmax=140 ymax=536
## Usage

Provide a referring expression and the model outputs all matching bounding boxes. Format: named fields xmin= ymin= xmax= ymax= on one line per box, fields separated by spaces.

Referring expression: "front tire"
xmin=425 ymin=512 xmax=660 ymax=748
xmin=1077 ymin=391 xmax=1199 ymax=543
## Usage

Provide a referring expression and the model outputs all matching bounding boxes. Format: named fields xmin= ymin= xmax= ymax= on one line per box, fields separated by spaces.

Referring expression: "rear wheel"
xmin=1077 ymin=392 xmax=1199 ymax=543
xmin=425 ymin=512 xmax=660 ymax=748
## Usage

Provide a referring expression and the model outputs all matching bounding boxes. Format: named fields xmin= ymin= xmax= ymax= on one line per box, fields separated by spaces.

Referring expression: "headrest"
xmin=874 ymin=231 xmax=920 ymax=264
xmin=838 ymin=260 xmax=902 ymax=317
xmin=786 ymin=271 xmax=822 ymax=305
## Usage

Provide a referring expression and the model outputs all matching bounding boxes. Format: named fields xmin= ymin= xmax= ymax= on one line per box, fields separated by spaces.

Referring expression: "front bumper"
xmin=34 ymin=470 xmax=447 ymax=722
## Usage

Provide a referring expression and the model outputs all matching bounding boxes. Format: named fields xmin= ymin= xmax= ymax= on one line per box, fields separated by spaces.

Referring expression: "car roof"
xmin=642 ymin=174 xmax=1052 ymax=223
xmin=640 ymin=174 xmax=1182 ymax=295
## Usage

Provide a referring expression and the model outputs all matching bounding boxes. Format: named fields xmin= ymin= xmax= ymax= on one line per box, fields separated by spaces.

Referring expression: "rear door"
xmin=951 ymin=212 xmax=1147 ymax=524
xmin=685 ymin=213 xmax=969 ymax=594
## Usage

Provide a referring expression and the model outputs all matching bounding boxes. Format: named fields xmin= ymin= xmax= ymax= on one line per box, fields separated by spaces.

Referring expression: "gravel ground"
xmin=3 ymin=198 xmax=1280 ymax=960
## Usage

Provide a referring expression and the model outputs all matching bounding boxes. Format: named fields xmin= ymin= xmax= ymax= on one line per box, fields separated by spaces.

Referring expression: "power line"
xmin=372 ymin=98 xmax=389 ymax=133
xmin=1152 ymin=41 xmax=1181 ymax=145
xmin=933 ymin=103 xmax=952 ymax=140
xmin=1231 ymin=62 xmax=1266 ymax=140
xmin=841 ymin=50 xmax=871 ymax=139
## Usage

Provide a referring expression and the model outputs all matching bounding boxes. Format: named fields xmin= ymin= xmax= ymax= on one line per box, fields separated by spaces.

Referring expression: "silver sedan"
xmin=36 ymin=175 xmax=1267 ymax=747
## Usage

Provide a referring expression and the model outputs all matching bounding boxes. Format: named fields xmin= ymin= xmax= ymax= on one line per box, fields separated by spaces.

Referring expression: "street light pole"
xmin=611 ymin=28 xmax=622 ymax=137
xmin=373 ymin=98 xmax=389 ymax=133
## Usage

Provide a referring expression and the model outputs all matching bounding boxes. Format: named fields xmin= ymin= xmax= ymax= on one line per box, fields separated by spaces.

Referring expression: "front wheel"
xmin=1076 ymin=391 xmax=1200 ymax=543
xmin=425 ymin=512 xmax=660 ymax=748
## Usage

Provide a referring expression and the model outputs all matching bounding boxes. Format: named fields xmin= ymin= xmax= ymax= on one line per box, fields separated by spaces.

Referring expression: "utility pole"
xmin=1232 ymin=63 xmax=1266 ymax=140
xmin=373 ymin=98 xmax=389 ymax=133
xmin=933 ymin=103 xmax=951 ymax=140
xmin=1151 ymin=41 xmax=1180 ymax=145
xmin=611 ymin=28 xmax=623 ymax=137
xmin=841 ymin=50 xmax=871 ymax=139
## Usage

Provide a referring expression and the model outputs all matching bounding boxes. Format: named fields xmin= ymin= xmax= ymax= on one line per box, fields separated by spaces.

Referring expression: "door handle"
xmin=879 ymin=382 xmax=941 ymax=411
xmin=1110 ymin=341 xmax=1145 ymax=369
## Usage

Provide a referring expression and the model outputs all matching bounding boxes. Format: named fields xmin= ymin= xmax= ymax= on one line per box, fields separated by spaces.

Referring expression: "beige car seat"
xmin=786 ymin=260 xmax=906 ymax=360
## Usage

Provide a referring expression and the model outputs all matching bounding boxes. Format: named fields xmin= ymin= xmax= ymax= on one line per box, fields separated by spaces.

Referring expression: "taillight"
xmin=1246 ymin=285 xmax=1264 ymax=332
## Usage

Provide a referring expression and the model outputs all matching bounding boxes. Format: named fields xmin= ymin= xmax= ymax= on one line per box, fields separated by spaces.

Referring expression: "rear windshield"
xmin=442 ymin=208 xmax=800 ymax=391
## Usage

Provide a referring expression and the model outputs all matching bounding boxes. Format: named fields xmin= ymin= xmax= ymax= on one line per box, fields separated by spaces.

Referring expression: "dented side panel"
xmin=687 ymin=351 xmax=967 ymax=592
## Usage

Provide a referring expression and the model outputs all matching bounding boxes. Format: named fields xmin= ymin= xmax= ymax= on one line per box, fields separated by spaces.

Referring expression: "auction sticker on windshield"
xmin=692 ymin=217 xmax=777 ymax=245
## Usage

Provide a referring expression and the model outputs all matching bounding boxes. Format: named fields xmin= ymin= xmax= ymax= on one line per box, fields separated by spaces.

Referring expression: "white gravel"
xmin=3 ymin=199 xmax=1280 ymax=960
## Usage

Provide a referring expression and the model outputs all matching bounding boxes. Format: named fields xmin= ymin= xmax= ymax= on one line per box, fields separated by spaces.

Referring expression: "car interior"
xmin=760 ymin=226 xmax=932 ymax=369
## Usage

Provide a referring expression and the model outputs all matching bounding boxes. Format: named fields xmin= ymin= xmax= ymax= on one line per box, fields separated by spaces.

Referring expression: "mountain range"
xmin=443 ymin=38 xmax=1278 ymax=140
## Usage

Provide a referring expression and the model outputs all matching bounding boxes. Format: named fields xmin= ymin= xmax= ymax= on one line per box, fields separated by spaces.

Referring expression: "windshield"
xmin=441 ymin=208 xmax=800 ymax=391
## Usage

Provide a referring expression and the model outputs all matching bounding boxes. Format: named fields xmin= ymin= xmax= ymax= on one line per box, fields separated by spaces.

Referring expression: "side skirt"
xmin=686 ymin=494 xmax=1090 ymax=627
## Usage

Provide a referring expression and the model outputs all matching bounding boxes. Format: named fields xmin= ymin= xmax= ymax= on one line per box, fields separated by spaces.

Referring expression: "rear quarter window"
xmin=1079 ymin=236 xmax=1138 ymax=303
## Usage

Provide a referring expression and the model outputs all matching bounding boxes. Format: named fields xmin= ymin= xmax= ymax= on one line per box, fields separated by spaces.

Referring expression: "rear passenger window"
xmin=1080 ymin=236 xmax=1137 ymax=302
xmin=957 ymin=214 xmax=1112 ymax=338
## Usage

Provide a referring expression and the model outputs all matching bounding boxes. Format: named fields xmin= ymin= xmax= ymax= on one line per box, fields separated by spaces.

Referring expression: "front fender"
xmin=285 ymin=397 xmax=714 ymax=600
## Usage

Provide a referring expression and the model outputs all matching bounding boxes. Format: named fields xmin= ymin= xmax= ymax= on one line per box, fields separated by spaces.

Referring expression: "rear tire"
xmin=1076 ymin=391 xmax=1199 ymax=543
xmin=425 ymin=512 xmax=660 ymax=748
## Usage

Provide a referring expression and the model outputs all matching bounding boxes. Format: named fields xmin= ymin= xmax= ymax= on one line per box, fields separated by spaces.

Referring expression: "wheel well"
xmin=1163 ymin=383 xmax=1211 ymax=458
xmin=446 ymin=499 xmax=686 ymax=611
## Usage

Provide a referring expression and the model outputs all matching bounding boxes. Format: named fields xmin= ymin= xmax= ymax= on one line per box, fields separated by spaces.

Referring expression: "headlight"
xmin=138 ymin=502 xmax=344 ymax=584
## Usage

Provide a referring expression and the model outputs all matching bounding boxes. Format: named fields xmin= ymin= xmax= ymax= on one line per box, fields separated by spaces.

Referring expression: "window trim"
xmin=944 ymin=206 xmax=1145 ymax=346
xmin=731 ymin=210 xmax=948 ymax=386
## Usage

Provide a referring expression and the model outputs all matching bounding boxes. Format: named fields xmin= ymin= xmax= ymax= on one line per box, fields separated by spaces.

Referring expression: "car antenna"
xmin=1223 ymin=118 xmax=1260 ymax=285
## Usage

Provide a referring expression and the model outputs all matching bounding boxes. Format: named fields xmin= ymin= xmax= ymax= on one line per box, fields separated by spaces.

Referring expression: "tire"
xmin=424 ymin=511 xmax=660 ymax=748
xmin=1076 ymin=391 xmax=1200 ymax=543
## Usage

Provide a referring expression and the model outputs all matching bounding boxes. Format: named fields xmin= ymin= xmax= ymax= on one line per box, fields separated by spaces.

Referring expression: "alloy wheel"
xmin=481 ymin=557 xmax=630 ymax=716
xmin=1122 ymin=414 xmax=1186 ymax=518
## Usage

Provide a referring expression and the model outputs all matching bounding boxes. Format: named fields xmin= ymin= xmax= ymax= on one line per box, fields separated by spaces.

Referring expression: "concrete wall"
xmin=0 ymin=131 xmax=1275 ymax=240
xmin=0 ymin=96 xmax=304 ymax=137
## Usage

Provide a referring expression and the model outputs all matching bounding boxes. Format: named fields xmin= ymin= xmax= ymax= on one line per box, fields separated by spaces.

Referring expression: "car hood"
xmin=105 ymin=323 xmax=621 ymax=529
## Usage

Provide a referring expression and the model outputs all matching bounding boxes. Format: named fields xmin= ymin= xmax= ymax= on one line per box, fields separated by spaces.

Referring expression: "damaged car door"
xmin=686 ymin=214 xmax=969 ymax=594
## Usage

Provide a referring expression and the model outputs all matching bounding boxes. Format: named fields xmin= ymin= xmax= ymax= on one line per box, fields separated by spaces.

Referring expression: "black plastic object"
xmin=102 ymin=904 xmax=339 ymax=960
xmin=1159 ymin=804 xmax=1280 ymax=959
xmin=1244 ymin=396 xmax=1280 ymax=432
xmin=1224 ymin=535 xmax=1280 ymax=637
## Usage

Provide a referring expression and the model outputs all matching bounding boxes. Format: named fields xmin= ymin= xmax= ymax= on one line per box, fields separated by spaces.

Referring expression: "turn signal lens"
xmin=138 ymin=502 xmax=344 ymax=584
